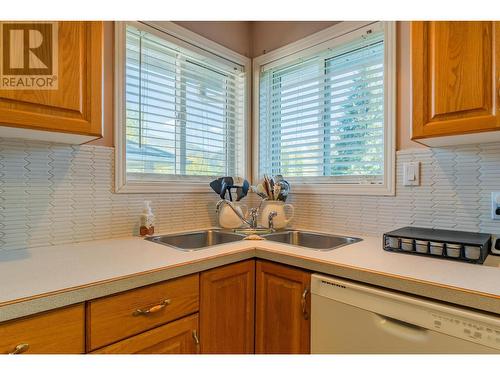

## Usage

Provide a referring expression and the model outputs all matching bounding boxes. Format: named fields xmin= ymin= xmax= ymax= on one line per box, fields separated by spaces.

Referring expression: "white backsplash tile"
xmin=289 ymin=146 xmax=500 ymax=237
xmin=2 ymin=138 xmax=500 ymax=252
xmin=0 ymin=139 xmax=220 ymax=251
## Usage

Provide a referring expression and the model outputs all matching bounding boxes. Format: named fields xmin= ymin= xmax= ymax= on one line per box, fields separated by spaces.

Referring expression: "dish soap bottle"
xmin=140 ymin=201 xmax=155 ymax=236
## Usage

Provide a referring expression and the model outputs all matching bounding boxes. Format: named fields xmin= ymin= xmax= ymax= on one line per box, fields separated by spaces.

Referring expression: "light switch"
xmin=403 ymin=162 xmax=420 ymax=186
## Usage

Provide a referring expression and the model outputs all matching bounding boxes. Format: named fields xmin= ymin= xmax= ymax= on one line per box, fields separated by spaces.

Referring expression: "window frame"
xmin=253 ymin=21 xmax=396 ymax=196
xmin=114 ymin=21 xmax=251 ymax=193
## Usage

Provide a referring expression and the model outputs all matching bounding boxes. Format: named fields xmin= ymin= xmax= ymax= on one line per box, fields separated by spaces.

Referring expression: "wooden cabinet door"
xmin=0 ymin=21 xmax=103 ymax=142
xmin=93 ymin=314 xmax=199 ymax=354
xmin=411 ymin=21 xmax=500 ymax=144
xmin=255 ymin=260 xmax=311 ymax=354
xmin=200 ymin=260 xmax=255 ymax=354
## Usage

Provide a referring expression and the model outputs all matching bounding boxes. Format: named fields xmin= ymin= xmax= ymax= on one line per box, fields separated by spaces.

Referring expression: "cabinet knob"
xmin=9 ymin=343 xmax=29 ymax=355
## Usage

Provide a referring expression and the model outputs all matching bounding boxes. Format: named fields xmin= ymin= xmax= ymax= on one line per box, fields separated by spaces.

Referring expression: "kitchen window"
xmin=115 ymin=22 xmax=250 ymax=193
xmin=255 ymin=22 xmax=396 ymax=195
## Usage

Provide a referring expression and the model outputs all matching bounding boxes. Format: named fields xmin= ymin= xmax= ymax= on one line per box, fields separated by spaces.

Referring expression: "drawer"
xmin=92 ymin=313 xmax=199 ymax=354
xmin=87 ymin=274 xmax=199 ymax=350
xmin=0 ymin=304 xmax=85 ymax=354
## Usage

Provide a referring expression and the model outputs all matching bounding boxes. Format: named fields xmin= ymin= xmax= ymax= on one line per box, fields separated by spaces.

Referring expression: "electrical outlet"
xmin=491 ymin=192 xmax=500 ymax=220
xmin=403 ymin=162 xmax=420 ymax=186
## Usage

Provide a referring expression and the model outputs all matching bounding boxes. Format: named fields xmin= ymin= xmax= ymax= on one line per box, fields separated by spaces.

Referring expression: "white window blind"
xmin=259 ymin=27 xmax=385 ymax=184
xmin=125 ymin=24 xmax=246 ymax=182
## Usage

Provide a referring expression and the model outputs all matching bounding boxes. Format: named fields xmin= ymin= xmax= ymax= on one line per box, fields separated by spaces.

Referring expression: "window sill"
xmin=115 ymin=180 xmax=214 ymax=194
xmin=291 ymin=182 xmax=395 ymax=196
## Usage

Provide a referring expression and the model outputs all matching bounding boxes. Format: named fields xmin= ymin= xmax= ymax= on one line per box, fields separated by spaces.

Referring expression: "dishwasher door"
xmin=311 ymin=274 xmax=500 ymax=354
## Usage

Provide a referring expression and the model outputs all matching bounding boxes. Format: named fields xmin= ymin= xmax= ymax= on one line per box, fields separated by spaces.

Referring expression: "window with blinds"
xmin=259 ymin=26 xmax=387 ymax=185
xmin=124 ymin=23 xmax=246 ymax=183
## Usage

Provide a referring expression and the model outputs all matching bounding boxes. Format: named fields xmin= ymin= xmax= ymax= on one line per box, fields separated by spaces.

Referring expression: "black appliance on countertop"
xmin=383 ymin=227 xmax=491 ymax=264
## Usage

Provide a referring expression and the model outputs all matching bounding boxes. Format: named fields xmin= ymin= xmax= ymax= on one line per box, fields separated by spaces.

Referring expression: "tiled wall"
xmin=290 ymin=143 xmax=500 ymax=236
xmin=0 ymin=138 xmax=219 ymax=251
xmin=1 ymin=138 xmax=500 ymax=251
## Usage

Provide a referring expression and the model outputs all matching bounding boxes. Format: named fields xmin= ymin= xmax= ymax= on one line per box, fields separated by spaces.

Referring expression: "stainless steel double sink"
xmin=146 ymin=229 xmax=361 ymax=252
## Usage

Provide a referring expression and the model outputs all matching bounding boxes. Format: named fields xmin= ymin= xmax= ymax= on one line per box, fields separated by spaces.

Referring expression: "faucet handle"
xmin=268 ymin=210 xmax=278 ymax=231
xmin=268 ymin=211 xmax=278 ymax=219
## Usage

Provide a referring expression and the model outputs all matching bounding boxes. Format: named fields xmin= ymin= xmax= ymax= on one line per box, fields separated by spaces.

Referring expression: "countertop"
xmin=1 ymin=228 xmax=499 ymax=322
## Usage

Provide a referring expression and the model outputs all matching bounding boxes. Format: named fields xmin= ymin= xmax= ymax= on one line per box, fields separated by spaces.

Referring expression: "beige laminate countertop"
xmin=0 ymin=228 xmax=499 ymax=322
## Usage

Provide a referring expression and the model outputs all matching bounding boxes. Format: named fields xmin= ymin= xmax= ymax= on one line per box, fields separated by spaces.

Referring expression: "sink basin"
xmin=145 ymin=229 xmax=246 ymax=251
xmin=262 ymin=230 xmax=361 ymax=251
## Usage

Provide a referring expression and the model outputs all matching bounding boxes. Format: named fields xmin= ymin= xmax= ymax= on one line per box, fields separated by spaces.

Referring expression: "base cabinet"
xmin=200 ymin=260 xmax=255 ymax=354
xmin=255 ymin=260 xmax=311 ymax=354
xmin=0 ymin=304 xmax=85 ymax=354
xmin=93 ymin=314 xmax=199 ymax=354
xmin=0 ymin=260 xmax=312 ymax=355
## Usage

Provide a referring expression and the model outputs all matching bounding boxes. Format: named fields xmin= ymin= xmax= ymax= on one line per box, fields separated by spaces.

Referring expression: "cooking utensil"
xmin=273 ymin=184 xmax=281 ymax=201
xmin=209 ymin=177 xmax=224 ymax=195
xmin=219 ymin=177 xmax=234 ymax=201
xmin=274 ymin=174 xmax=284 ymax=183
xmin=235 ymin=179 xmax=250 ymax=201
xmin=251 ymin=185 xmax=268 ymax=199
xmin=276 ymin=179 xmax=290 ymax=201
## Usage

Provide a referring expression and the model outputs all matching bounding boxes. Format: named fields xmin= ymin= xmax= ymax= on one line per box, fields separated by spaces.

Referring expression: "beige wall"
xmin=90 ymin=21 xmax=425 ymax=151
xmin=250 ymin=21 xmax=339 ymax=57
xmin=174 ymin=21 xmax=252 ymax=57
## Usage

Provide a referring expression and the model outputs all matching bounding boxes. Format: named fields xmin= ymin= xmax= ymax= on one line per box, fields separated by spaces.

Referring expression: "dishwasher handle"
xmin=375 ymin=314 xmax=429 ymax=343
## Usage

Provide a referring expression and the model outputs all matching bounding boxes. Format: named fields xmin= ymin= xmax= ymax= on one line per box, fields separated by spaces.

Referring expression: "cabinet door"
xmin=411 ymin=21 xmax=500 ymax=143
xmin=0 ymin=21 xmax=103 ymax=142
xmin=200 ymin=260 xmax=255 ymax=354
xmin=255 ymin=260 xmax=311 ymax=354
xmin=92 ymin=314 xmax=199 ymax=354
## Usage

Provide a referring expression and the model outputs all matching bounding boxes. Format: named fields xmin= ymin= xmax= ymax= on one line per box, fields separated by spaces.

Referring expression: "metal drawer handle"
xmin=133 ymin=299 xmax=171 ymax=316
xmin=192 ymin=330 xmax=200 ymax=354
xmin=9 ymin=343 xmax=29 ymax=355
xmin=301 ymin=288 xmax=309 ymax=320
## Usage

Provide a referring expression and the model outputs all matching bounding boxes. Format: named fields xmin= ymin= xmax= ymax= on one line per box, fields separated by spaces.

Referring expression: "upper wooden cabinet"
xmin=0 ymin=21 xmax=103 ymax=144
xmin=411 ymin=21 xmax=500 ymax=146
xmin=255 ymin=260 xmax=311 ymax=354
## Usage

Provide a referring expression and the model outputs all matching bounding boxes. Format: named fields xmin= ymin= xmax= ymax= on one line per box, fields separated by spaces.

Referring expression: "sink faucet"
xmin=215 ymin=199 xmax=274 ymax=232
xmin=268 ymin=211 xmax=277 ymax=231
xmin=248 ymin=208 xmax=259 ymax=229
xmin=216 ymin=199 xmax=257 ymax=229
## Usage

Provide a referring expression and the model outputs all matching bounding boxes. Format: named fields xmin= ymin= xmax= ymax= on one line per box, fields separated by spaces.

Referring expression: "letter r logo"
xmin=0 ymin=21 xmax=58 ymax=90
xmin=1 ymin=23 xmax=54 ymax=75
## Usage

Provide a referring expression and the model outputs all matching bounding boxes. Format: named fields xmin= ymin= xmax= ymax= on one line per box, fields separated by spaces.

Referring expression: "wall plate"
xmin=491 ymin=192 xmax=500 ymax=220
xmin=403 ymin=162 xmax=420 ymax=186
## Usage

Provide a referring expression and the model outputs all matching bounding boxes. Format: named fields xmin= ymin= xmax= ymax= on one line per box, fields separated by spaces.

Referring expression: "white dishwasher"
xmin=311 ymin=274 xmax=500 ymax=354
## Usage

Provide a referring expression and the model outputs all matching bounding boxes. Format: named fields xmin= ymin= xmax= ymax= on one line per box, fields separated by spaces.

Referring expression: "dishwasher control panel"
xmin=429 ymin=311 xmax=500 ymax=349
